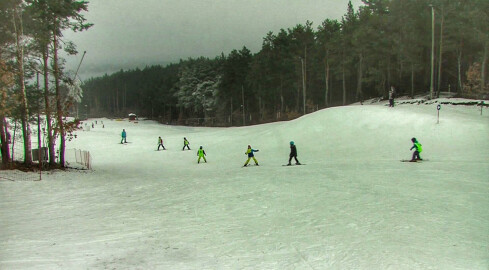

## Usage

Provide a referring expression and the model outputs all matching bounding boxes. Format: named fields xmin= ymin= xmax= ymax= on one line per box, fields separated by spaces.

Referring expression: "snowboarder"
xmin=287 ymin=141 xmax=301 ymax=165
xmin=157 ymin=136 xmax=166 ymax=150
xmin=243 ymin=145 xmax=259 ymax=167
xmin=389 ymin=86 xmax=395 ymax=107
xmin=121 ymin=129 xmax=127 ymax=144
xmin=197 ymin=146 xmax=207 ymax=163
xmin=182 ymin=137 xmax=191 ymax=150
xmin=410 ymin=137 xmax=423 ymax=162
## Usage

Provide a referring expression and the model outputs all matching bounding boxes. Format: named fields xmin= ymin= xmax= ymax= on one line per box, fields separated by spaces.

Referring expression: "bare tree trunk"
xmin=387 ymin=59 xmax=391 ymax=96
xmin=0 ymin=116 xmax=10 ymax=164
xmin=280 ymin=75 xmax=284 ymax=113
xmin=342 ymin=64 xmax=346 ymax=106
xmin=52 ymin=20 xmax=65 ymax=167
xmin=296 ymin=75 xmax=300 ymax=112
xmin=124 ymin=84 xmax=127 ymax=111
xmin=112 ymin=91 xmax=116 ymax=115
xmin=482 ymin=41 xmax=488 ymax=92
xmin=356 ymin=53 xmax=363 ymax=101
xmin=42 ymin=47 xmax=56 ymax=165
xmin=324 ymin=50 xmax=330 ymax=107
xmin=457 ymin=49 xmax=463 ymax=93
xmin=241 ymin=85 xmax=245 ymax=126
xmin=437 ymin=7 xmax=444 ymax=97
xmin=0 ymin=51 xmax=10 ymax=164
xmin=411 ymin=63 xmax=415 ymax=98
xmin=13 ymin=8 xmax=32 ymax=165
xmin=36 ymin=73 xmax=42 ymax=156
xmin=12 ymin=121 xmax=16 ymax=161
xmin=304 ymin=46 xmax=307 ymax=114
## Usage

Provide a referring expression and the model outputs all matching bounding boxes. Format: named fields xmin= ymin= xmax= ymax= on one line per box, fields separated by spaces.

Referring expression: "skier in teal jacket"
xmin=121 ymin=129 xmax=127 ymax=144
xmin=287 ymin=141 xmax=301 ymax=165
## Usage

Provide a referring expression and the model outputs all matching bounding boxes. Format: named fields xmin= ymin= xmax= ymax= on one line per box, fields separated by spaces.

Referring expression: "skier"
xmin=121 ymin=129 xmax=127 ymax=144
xmin=182 ymin=137 xmax=191 ymax=150
xmin=157 ymin=136 xmax=166 ymax=150
xmin=197 ymin=146 xmax=207 ymax=163
xmin=389 ymin=86 xmax=395 ymax=107
xmin=243 ymin=145 xmax=259 ymax=167
xmin=410 ymin=137 xmax=423 ymax=162
xmin=287 ymin=141 xmax=301 ymax=165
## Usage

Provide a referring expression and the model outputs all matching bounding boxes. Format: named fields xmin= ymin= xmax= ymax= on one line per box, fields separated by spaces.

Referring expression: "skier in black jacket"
xmin=287 ymin=141 xmax=301 ymax=165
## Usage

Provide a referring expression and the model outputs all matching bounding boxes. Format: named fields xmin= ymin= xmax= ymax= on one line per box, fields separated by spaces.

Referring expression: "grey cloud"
xmin=62 ymin=0 xmax=363 ymax=80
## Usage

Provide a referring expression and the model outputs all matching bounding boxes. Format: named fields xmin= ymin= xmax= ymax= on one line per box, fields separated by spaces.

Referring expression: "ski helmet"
xmin=411 ymin=137 xmax=417 ymax=142
xmin=290 ymin=141 xmax=294 ymax=145
xmin=200 ymin=146 xmax=202 ymax=149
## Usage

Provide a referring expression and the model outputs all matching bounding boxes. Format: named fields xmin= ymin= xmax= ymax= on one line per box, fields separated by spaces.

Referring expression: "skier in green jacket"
xmin=197 ymin=146 xmax=207 ymax=163
xmin=410 ymin=137 xmax=423 ymax=162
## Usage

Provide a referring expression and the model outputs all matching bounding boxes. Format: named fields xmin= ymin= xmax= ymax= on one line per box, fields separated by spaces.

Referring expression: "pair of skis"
xmin=242 ymin=164 xmax=306 ymax=168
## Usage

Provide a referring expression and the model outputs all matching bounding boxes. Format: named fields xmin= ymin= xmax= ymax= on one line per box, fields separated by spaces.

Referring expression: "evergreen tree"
xmin=44 ymin=0 xmax=92 ymax=167
xmin=1 ymin=0 xmax=34 ymax=165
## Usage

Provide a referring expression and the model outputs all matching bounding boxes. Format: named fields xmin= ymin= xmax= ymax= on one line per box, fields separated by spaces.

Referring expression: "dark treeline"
xmin=82 ymin=0 xmax=489 ymax=126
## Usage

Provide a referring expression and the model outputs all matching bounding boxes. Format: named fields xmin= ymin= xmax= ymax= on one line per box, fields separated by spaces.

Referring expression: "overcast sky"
xmin=62 ymin=0 xmax=363 ymax=80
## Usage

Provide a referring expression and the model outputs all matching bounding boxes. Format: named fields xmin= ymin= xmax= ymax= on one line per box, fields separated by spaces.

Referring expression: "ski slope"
xmin=1 ymin=100 xmax=488 ymax=269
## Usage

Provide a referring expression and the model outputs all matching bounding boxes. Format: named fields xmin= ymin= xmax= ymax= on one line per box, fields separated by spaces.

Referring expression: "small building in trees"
xmin=128 ymin=113 xmax=137 ymax=121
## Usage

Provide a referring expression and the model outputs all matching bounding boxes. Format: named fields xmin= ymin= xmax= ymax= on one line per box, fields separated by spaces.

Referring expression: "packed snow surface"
xmin=1 ymin=101 xmax=488 ymax=269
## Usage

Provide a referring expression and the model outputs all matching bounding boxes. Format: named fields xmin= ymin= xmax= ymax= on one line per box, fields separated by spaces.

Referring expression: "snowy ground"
xmin=1 ymin=100 xmax=488 ymax=269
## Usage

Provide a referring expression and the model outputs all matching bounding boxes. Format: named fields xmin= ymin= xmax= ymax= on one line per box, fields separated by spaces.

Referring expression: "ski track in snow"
xmin=0 ymin=101 xmax=488 ymax=269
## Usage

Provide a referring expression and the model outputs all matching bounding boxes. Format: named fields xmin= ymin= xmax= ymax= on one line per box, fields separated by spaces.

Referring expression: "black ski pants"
xmin=289 ymin=155 xmax=299 ymax=164
xmin=412 ymin=151 xmax=421 ymax=161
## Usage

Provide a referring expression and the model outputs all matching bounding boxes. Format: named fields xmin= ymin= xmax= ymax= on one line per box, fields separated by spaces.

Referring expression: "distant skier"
xmin=389 ymin=86 xmax=395 ymax=107
xmin=410 ymin=137 xmax=423 ymax=162
xmin=157 ymin=136 xmax=166 ymax=150
xmin=243 ymin=145 xmax=259 ymax=167
xmin=182 ymin=137 xmax=190 ymax=150
xmin=197 ymin=146 xmax=207 ymax=163
xmin=121 ymin=129 xmax=127 ymax=144
xmin=287 ymin=141 xmax=301 ymax=165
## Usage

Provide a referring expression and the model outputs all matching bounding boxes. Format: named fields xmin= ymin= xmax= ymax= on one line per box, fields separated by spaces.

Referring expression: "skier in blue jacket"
xmin=243 ymin=145 xmax=259 ymax=167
